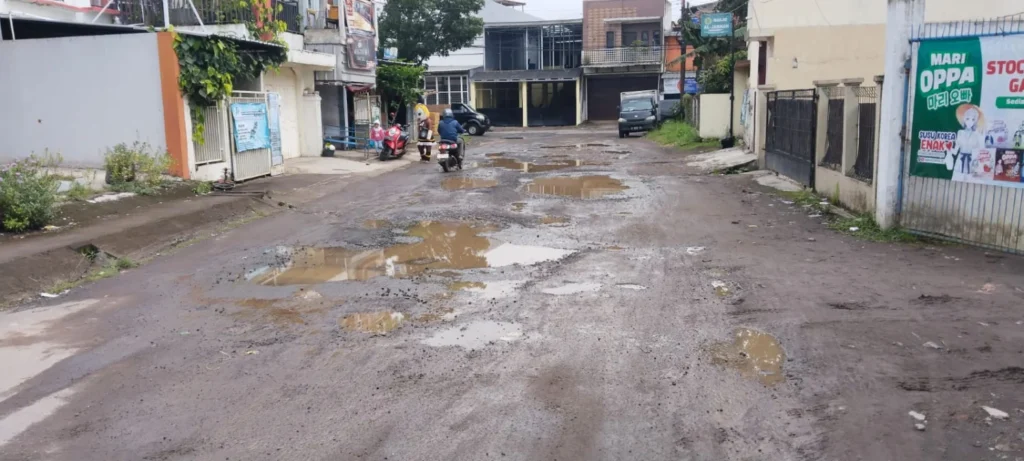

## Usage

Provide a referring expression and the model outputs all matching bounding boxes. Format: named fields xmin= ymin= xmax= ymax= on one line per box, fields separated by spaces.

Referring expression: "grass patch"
xmin=45 ymin=257 xmax=139 ymax=294
xmin=647 ymin=120 xmax=719 ymax=150
xmin=193 ymin=181 xmax=213 ymax=195
xmin=779 ymin=189 xmax=830 ymax=213
xmin=827 ymin=214 xmax=919 ymax=243
xmin=65 ymin=182 xmax=94 ymax=201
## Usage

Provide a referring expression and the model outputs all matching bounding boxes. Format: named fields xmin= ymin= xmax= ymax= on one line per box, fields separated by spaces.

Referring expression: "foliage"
xmin=699 ymin=50 xmax=747 ymax=93
xmin=65 ymin=182 xmax=93 ymax=201
xmin=104 ymin=142 xmax=172 ymax=195
xmin=241 ymin=0 xmax=288 ymax=42
xmin=827 ymin=214 xmax=920 ymax=243
xmin=172 ymin=32 xmax=287 ymax=143
xmin=193 ymin=181 xmax=213 ymax=195
xmin=377 ymin=62 xmax=426 ymax=112
xmin=675 ymin=1 xmax=747 ymax=73
xmin=647 ymin=120 xmax=719 ymax=150
xmin=379 ymin=0 xmax=485 ymax=64
xmin=0 ymin=156 xmax=60 ymax=233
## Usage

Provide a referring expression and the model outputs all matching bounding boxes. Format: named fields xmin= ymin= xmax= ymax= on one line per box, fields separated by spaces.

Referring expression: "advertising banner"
xmin=910 ymin=36 xmax=1024 ymax=188
xmin=700 ymin=13 xmax=732 ymax=38
xmin=344 ymin=0 xmax=375 ymax=36
xmin=266 ymin=93 xmax=283 ymax=166
xmin=229 ymin=102 xmax=271 ymax=152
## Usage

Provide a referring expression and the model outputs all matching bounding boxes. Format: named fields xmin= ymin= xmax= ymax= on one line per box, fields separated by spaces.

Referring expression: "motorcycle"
xmin=437 ymin=136 xmax=464 ymax=173
xmin=379 ymin=113 xmax=409 ymax=162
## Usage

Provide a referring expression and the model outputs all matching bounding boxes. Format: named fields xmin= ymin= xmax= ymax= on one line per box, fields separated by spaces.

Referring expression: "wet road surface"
xmin=3 ymin=128 xmax=1024 ymax=460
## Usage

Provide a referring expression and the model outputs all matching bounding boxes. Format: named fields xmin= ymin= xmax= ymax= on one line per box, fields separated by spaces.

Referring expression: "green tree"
xmin=676 ymin=1 xmax=747 ymax=73
xmin=379 ymin=0 xmax=485 ymax=64
xmin=377 ymin=62 xmax=425 ymax=112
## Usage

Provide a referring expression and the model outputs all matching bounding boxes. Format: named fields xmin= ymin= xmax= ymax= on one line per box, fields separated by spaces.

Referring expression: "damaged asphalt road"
xmin=2 ymin=128 xmax=1024 ymax=460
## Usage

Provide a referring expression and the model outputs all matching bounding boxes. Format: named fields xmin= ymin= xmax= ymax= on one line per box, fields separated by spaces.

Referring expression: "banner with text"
xmin=230 ymin=102 xmax=271 ymax=152
xmin=911 ymin=35 xmax=1024 ymax=188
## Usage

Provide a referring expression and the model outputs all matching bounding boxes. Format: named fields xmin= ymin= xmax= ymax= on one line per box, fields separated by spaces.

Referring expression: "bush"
xmin=104 ymin=142 xmax=171 ymax=195
xmin=0 ymin=157 xmax=60 ymax=232
xmin=647 ymin=120 xmax=719 ymax=150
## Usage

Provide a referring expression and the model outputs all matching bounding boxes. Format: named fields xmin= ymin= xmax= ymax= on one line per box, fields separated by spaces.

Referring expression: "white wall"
xmin=0 ymin=0 xmax=115 ymax=24
xmin=0 ymin=34 xmax=166 ymax=168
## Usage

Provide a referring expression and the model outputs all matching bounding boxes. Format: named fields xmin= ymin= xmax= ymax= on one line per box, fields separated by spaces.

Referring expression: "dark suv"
xmin=450 ymin=103 xmax=491 ymax=136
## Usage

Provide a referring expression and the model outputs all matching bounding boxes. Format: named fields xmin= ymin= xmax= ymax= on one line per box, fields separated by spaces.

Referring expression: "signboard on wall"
xmin=663 ymin=76 xmax=681 ymax=95
xmin=229 ymin=103 xmax=271 ymax=152
xmin=910 ymin=35 xmax=1024 ymax=188
xmin=267 ymin=93 xmax=283 ymax=166
xmin=383 ymin=47 xmax=397 ymax=60
xmin=700 ymin=13 xmax=733 ymax=38
xmin=347 ymin=35 xmax=376 ymax=70
xmin=344 ymin=0 xmax=375 ymax=36
xmin=684 ymin=78 xmax=700 ymax=94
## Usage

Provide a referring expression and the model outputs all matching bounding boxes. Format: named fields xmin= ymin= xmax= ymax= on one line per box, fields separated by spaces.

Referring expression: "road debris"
xmin=245 ymin=350 xmax=260 ymax=355
xmin=685 ymin=246 xmax=706 ymax=255
xmin=914 ymin=423 xmax=926 ymax=431
xmin=849 ymin=227 xmax=860 ymax=232
xmin=40 ymin=292 xmax=61 ymax=299
xmin=981 ymin=406 xmax=1009 ymax=420
xmin=923 ymin=341 xmax=943 ymax=350
xmin=908 ymin=411 xmax=926 ymax=421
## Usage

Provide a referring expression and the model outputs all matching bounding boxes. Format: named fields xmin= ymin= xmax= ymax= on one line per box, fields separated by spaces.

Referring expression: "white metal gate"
xmin=228 ymin=91 xmax=273 ymax=182
xmin=193 ymin=102 xmax=230 ymax=166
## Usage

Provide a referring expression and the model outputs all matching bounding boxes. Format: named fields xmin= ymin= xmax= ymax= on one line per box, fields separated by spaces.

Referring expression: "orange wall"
xmin=155 ymin=31 xmax=190 ymax=179
xmin=664 ymin=37 xmax=695 ymax=73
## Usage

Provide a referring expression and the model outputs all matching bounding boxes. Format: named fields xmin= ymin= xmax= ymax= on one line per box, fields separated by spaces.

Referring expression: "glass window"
xmin=641 ymin=32 xmax=649 ymax=45
xmin=622 ymin=98 xmax=653 ymax=111
xmin=605 ymin=31 xmax=614 ymax=48
xmin=653 ymin=31 xmax=661 ymax=46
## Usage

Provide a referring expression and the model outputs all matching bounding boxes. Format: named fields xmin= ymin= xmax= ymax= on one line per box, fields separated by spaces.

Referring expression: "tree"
xmin=675 ymin=0 xmax=747 ymax=72
xmin=376 ymin=61 xmax=425 ymax=113
xmin=379 ymin=0 xmax=485 ymax=65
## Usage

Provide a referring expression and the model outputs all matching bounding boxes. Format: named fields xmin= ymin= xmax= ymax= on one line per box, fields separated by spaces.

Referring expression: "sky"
xmin=520 ymin=0 xmax=719 ymax=21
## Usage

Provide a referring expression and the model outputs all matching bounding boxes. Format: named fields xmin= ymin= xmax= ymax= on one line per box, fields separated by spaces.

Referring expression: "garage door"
xmin=586 ymin=75 xmax=660 ymax=121
xmin=262 ymin=71 xmax=301 ymax=159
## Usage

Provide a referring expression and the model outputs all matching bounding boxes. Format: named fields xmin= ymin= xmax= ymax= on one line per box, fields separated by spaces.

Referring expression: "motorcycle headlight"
xmin=645 ymin=116 xmax=657 ymax=122
xmin=388 ymin=128 xmax=398 ymax=136
xmin=618 ymin=118 xmax=627 ymax=123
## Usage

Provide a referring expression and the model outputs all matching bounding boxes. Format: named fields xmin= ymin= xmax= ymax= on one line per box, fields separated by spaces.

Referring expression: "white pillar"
xmin=341 ymin=85 xmax=349 ymax=145
xmin=875 ymin=0 xmax=925 ymax=229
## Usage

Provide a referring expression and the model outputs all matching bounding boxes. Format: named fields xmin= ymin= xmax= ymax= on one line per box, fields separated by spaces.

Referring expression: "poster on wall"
xmin=910 ymin=35 xmax=1024 ymax=188
xmin=344 ymin=0 xmax=375 ymax=36
xmin=229 ymin=102 xmax=271 ymax=152
xmin=267 ymin=93 xmax=283 ymax=166
xmin=347 ymin=34 xmax=376 ymax=70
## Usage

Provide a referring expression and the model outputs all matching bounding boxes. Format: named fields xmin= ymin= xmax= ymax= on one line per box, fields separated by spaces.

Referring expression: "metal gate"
xmin=898 ymin=16 xmax=1024 ymax=254
xmin=227 ymin=91 xmax=273 ymax=182
xmin=765 ymin=89 xmax=818 ymax=187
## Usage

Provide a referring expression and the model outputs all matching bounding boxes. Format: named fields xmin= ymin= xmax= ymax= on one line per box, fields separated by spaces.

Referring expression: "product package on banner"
xmin=911 ymin=36 xmax=1024 ymax=187
xmin=230 ymin=102 xmax=272 ymax=152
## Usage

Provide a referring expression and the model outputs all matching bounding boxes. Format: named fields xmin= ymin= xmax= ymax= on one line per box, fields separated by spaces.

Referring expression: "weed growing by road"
xmin=105 ymin=142 xmax=171 ymax=195
xmin=193 ymin=181 xmax=213 ymax=195
xmin=65 ymin=181 xmax=93 ymax=201
xmin=46 ymin=257 xmax=139 ymax=294
xmin=828 ymin=215 xmax=919 ymax=243
xmin=0 ymin=156 xmax=61 ymax=232
xmin=647 ymin=120 xmax=719 ymax=150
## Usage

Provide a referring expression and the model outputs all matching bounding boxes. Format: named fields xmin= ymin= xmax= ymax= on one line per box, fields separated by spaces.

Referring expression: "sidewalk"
xmin=0 ymin=156 xmax=412 ymax=307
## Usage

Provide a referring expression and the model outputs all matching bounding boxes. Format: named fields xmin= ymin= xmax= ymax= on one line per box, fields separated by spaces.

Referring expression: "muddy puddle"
xmin=542 ymin=283 xmax=602 ymax=295
xmin=251 ymin=222 xmax=572 ymax=285
xmin=423 ymin=321 xmax=523 ymax=349
xmin=511 ymin=202 xmax=527 ymax=212
xmin=448 ymin=281 xmax=486 ymax=291
xmin=710 ymin=328 xmax=786 ymax=386
xmin=483 ymin=157 xmax=608 ymax=173
xmin=340 ymin=312 xmax=405 ymax=334
xmin=236 ymin=297 xmax=326 ymax=325
xmin=363 ymin=219 xmax=391 ymax=229
xmin=540 ymin=216 xmax=570 ymax=225
xmin=441 ymin=177 xmax=498 ymax=190
xmin=524 ymin=176 xmax=628 ymax=199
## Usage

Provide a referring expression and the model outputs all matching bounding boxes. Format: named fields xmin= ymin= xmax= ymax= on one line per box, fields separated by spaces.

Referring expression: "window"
xmin=605 ymin=31 xmax=615 ymax=48
xmin=423 ymin=75 xmax=470 ymax=106
xmin=653 ymin=31 xmax=661 ymax=46
xmin=641 ymin=31 xmax=649 ymax=45
xmin=623 ymin=31 xmax=638 ymax=46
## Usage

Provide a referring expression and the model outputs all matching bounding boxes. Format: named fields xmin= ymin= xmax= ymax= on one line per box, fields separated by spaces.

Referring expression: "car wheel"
xmin=466 ymin=123 xmax=481 ymax=136
xmin=619 ymin=131 xmax=626 ymax=138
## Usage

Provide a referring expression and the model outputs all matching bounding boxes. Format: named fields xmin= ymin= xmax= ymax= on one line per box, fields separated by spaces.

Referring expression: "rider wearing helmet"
xmin=437 ymin=108 xmax=466 ymax=169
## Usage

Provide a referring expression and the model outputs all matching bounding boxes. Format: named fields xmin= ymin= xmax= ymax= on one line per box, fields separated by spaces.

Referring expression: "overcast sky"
xmin=521 ymin=0 xmax=719 ymax=21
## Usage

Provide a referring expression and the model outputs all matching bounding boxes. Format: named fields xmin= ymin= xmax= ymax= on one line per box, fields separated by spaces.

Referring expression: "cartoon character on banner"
xmin=946 ymin=104 xmax=986 ymax=180
xmin=414 ymin=103 xmax=434 ymax=161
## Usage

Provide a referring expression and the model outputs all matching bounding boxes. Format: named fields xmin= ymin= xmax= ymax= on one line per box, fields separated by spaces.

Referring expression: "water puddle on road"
xmin=524 ymin=176 xmax=628 ymax=199
xmin=447 ymin=281 xmax=486 ymax=292
xmin=485 ymin=153 xmax=506 ymax=158
xmin=250 ymin=222 xmax=572 ymax=285
xmin=339 ymin=312 xmax=405 ymax=334
xmin=483 ymin=157 xmax=609 ymax=173
xmin=441 ymin=177 xmax=498 ymax=190
xmin=542 ymin=283 xmax=602 ymax=295
xmin=709 ymin=328 xmax=786 ymax=386
xmin=540 ymin=216 xmax=570 ymax=225
xmin=363 ymin=219 xmax=391 ymax=229
xmin=423 ymin=321 xmax=523 ymax=349
xmin=511 ymin=202 xmax=527 ymax=212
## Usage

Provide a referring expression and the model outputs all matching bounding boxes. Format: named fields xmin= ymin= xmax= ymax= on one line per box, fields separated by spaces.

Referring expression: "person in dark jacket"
xmin=437 ymin=108 xmax=466 ymax=169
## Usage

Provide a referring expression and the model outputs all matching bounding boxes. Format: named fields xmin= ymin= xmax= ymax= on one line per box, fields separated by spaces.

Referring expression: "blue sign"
xmin=383 ymin=47 xmax=398 ymax=60
xmin=229 ymin=102 xmax=271 ymax=152
xmin=267 ymin=93 xmax=283 ymax=166
xmin=700 ymin=12 xmax=733 ymax=38
xmin=690 ymin=16 xmax=700 ymax=25
xmin=684 ymin=78 xmax=700 ymax=94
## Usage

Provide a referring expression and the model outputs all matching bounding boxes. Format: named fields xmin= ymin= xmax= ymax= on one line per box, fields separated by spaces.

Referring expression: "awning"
xmin=471 ymin=68 xmax=582 ymax=83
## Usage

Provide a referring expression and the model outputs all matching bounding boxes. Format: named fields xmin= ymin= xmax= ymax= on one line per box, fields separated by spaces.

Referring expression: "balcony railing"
xmin=583 ymin=46 xmax=664 ymax=67
xmin=113 ymin=0 xmax=301 ymax=34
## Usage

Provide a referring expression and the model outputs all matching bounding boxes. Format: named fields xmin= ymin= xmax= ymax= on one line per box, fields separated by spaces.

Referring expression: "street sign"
xmin=684 ymin=78 xmax=700 ymax=94
xmin=690 ymin=15 xmax=700 ymax=25
xmin=383 ymin=47 xmax=398 ymax=60
xmin=700 ymin=12 xmax=733 ymax=38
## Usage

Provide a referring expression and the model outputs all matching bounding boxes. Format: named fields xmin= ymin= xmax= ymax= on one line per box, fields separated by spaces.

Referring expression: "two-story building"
xmin=581 ymin=0 xmax=672 ymax=121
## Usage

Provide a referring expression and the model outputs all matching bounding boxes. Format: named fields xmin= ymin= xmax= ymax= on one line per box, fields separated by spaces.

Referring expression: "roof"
xmin=426 ymin=65 xmax=482 ymax=74
xmin=485 ymin=18 xmax=583 ymax=28
xmin=480 ymin=0 xmax=544 ymax=24
xmin=603 ymin=16 xmax=663 ymax=24
xmin=471 ymin=68 xmax=582 ymax=82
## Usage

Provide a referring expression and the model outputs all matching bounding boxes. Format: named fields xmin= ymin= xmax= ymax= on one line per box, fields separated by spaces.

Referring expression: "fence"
xmin=113 ymin=0 xmax=302 ymax=32
xmin=582 ymin=46 xmax=663 ymax=67
xmin=193 ymin=103 xmax=230 ymax=166
xmin=899 ymin=14 xmax=1024 ymax=253
xmin=227 ymin=91 xmax=273 ymax=182
xmin=853 ymin=86 xmax=877 ymax=183
xmin=821 ymin=86 xmax=844 ymax=170
xmin=765 ymin=89 xmax=818 ymax=187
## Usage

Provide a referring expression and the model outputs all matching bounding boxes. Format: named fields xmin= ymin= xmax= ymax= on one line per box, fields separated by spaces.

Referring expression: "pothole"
xmin=339 ymin=312 xmax=405 ymax=334
xmin=422 ymin=321 xmax=523 ymax=349
xmin=441 ymin=177 xmax=499 ymax=190
xmin=511 ymin=202 xmax=527 ymax=212
xmin=540 ymin=216 xmax=570 ymax=225
xmin=484 ymin=157 xmax=608 ymax=173
xmin=250 ymin=222 xmax=573 ymax=285
xmin=709 ymin=328 xmax=786 ymax=386
xmin=363 ymin=219 xmax=391 ymax=229
xmin=524 ymin=176 xmax=629 ymax=199
xmin=541 ymin=283 xmax=602 ymax=295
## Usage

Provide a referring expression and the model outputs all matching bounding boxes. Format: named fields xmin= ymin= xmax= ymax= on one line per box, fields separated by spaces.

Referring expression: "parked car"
xmin=450 ymin=103 xmax=491 ymax=136
xmin=618 ymin=90 xmax=660 ymax=138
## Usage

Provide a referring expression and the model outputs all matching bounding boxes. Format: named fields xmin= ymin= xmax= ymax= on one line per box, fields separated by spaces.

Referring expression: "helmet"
xmin=443 ymin=108 xmax=454 ymax=118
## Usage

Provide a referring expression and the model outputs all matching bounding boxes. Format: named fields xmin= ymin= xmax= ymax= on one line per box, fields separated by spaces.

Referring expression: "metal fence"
xmin=853 ymin=86 xmax=878 ymax=183
xmin=582 ymin=46 xmax=664 ymax=67
xmin=228 ymin=91 xmax=273 ymax=182
xmin=114 ymin=0 xmax=301 ymax=32
xmin=765 ymin=89 xmax=818 ymax=187
xmin=193 ymin=102 xmax=230 ymax=166
xmin=899 ymin=14 xmax=1024 ymax=253
xmin=821 ymin=86 xmax=844 ymax=170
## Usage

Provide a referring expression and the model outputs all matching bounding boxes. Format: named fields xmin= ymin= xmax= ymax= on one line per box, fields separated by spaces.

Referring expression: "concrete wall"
xmin=747 ymin=0 xmax=1020 ymax=34
xmin=582 ymin=0 xmax=667 ymax=49
xmin=0 ymin=34 xmax=167 ymax=168
xmin=699 ymin=94 xmax=730 ymax=139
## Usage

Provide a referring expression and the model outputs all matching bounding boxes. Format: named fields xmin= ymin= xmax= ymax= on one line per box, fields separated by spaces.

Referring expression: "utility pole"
xmin=875 ymin=0 xmax=925 ymax=229
xmin=680 ymin=0 xmax=687 ymax=111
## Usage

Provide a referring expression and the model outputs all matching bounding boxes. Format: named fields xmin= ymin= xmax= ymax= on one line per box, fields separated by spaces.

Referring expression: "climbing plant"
xmin=172 ymin=32 xmax=286 ymax=143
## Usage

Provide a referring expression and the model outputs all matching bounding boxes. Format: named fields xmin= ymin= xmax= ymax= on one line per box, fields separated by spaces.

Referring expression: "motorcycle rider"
xmin=437 ymin=108 xmax=466 ymax=169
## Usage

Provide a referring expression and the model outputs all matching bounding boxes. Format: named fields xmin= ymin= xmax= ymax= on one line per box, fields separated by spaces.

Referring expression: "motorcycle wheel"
xmin=440 ymin=161 xmax=449 ymax=173
xmin=379 ymin=146 xmax=391 ymax=161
